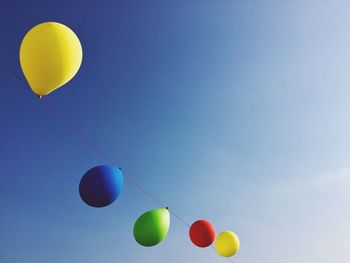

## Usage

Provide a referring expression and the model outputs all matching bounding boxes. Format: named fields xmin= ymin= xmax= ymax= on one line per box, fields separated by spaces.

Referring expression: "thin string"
xmin=0 ymin=59 xmax=28 ymax=86
xmin=42 ymin=99 xmax=166 ymax=208
xmin=42 ymin=99 xmax=114 ymax=164
xmin=1 ymin=58 xmax=234 ymax=263
xmin=168 ymin=209 xmax=191 ymax=228
xmin=0 ymin=58 xmax=183 ymax=224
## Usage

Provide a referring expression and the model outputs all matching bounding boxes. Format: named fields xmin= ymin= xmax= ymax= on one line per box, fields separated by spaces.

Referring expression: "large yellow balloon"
xmin=215 ymin=231 xmax=240 ymax=257
xmin=19 ymin=22 xmax=82 ymax=96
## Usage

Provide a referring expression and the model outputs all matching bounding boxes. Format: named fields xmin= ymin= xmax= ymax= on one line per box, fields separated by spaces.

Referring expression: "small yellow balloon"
xmin=19 ymin=22 xmax=83 ymax=96
xmin=215 ymin=231 xmax=240 ymax=257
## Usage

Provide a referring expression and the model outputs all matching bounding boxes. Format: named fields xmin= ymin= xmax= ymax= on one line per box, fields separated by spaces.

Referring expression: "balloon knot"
xmin=37 ymin=95 xmax=43 ymax=99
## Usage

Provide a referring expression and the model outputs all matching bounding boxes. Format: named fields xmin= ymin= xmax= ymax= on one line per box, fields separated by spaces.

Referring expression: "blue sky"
xmin=1 ymin=0 xmax=350 ymax=262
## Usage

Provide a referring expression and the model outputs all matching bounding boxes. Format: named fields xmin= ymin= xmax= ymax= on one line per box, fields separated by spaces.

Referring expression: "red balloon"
xmin=189 ymin=220 xmax=216 ymax=248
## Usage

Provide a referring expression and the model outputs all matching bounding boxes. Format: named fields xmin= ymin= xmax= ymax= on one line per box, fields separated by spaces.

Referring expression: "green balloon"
xmin=133 ymin=208 xmax=170 ymax=247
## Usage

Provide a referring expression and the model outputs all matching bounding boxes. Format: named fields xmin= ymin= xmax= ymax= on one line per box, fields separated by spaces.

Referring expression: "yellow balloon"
xmin=19 ymin=22 xmax=82 ymax=96
xmin=215 ymin=231 xmax=240 ymax=257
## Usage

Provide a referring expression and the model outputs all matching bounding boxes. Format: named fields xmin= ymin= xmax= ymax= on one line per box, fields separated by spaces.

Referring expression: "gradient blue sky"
xmin=1 ymin=1 xmax=350 ymax=262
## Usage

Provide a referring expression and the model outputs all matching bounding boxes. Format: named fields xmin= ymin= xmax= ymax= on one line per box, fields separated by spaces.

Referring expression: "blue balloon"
xmin=79 ymin=165 xmax=124 ymax=207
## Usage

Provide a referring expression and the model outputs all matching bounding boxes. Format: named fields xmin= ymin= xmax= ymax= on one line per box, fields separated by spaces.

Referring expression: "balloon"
xmin=79 ymin=165 xmax=124 ymax=208
xmin=19 ymin=22 xmax=82 ymax=97
xmin=215 ymin=231 xmax=240 ymax=257
xmin=189 ymin=220 xmax=216 ymax=248
xmin=133 ymin=208 xmax=170 ymax=247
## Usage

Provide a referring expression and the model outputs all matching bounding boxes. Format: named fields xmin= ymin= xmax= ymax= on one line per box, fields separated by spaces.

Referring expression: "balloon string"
xmin=1 ymin=59 xmax=234 ymax=263
xmin=0 ymin=59 xmax=28 ymax=86
xmin=42 ymin=99 xmax=114 ymax=163
xmin=43 ymin=98 xmax=170 ymax=209
xmin=0 ymin=58 xmax=166 ymax=208
xmin=168 ymin=209 xmax=190 ymax=228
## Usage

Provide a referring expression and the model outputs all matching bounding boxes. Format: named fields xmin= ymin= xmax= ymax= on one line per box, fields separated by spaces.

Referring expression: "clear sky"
xmin=1 ymin=0 xmax=350 ymax=262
